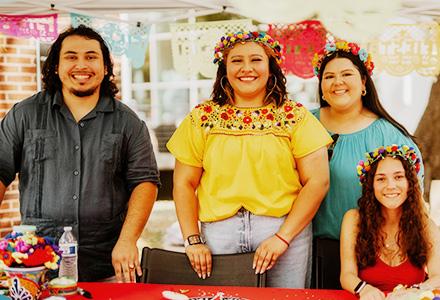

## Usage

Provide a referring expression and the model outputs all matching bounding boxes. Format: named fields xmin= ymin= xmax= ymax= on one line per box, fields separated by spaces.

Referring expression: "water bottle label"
xmin=60 ymin=243 xmax=77 ymax=256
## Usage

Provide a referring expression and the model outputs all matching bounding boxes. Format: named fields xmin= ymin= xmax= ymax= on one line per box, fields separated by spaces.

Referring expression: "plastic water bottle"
xmin=58 ymin=226 xmax=78 ymax=281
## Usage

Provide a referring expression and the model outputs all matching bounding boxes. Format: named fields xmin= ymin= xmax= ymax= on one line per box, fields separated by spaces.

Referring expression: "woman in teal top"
xmin=311 ymin=111 xmax=422 ymax=239
xmin=310 ymin=40 xmax=423 ymax=289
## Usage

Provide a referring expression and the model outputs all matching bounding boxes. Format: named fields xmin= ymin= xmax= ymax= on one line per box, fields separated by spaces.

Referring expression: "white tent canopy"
xmin=0 ymin=0 xmax=439 ymax=24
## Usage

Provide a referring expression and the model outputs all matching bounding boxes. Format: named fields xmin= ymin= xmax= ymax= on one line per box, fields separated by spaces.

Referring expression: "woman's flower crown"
xmin=312 ymin=40 xmax=374 ymax=77
xmin=0 ymin=230 xmax=61 ymax=270
xmin=213 ymin=31 xmax=283 ymax=65
xmin=356 ymin=144 xmax=421 ymax=185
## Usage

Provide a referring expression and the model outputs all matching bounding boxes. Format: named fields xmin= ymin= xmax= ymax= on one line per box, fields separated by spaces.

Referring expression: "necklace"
xmin=384 ymin=241 xmax=397 ymax=249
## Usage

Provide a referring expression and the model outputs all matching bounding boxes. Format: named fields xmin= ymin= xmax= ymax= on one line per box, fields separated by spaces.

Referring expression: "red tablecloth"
xmin=44 ymin=282 xmax=357 ymax=300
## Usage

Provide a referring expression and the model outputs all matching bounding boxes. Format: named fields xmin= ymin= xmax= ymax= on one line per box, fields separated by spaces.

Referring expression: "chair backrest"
xmin=314 ymin=238 xmax=342 ymax=289
xmin=138 ymin=247 xmax=266 ymax=287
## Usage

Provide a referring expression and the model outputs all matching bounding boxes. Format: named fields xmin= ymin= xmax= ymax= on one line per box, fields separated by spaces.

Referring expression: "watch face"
xmin=188 ymin=235 xmax=202 ymax=245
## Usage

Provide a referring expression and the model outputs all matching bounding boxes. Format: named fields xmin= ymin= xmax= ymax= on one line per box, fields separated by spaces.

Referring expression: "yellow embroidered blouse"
xmin=167 ymin=100 xmax=332 ymax=222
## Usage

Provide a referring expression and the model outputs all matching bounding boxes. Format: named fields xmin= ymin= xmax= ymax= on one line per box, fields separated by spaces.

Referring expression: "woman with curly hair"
xmin=310 ymin=39 xmax=423 ymax=289
xmin=167 ymin=31 xmax=332 ymax=287
xmin=340 ymin=145 xmax=440 ymax=299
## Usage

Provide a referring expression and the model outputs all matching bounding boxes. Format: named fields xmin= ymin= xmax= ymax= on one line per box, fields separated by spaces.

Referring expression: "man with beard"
xmin=0 ymin=25 xmax=160 ymax=282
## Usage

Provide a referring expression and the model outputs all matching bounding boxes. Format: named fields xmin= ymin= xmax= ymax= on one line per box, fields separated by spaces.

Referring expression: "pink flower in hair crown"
xmin=312 ymin=40 xmax=374 ymax=77
xmin=213 ymin=31 xmax=283 ymax=65
xmin=356 ymin=144 xmax=421 ymax=185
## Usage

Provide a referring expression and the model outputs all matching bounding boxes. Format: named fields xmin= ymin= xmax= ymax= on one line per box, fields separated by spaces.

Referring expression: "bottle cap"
xmin=63 ymin=226 xmax=72 ymax=231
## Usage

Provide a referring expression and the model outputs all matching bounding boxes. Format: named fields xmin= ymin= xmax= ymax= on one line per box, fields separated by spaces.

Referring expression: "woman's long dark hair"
xmin=356 ymin=156 xmax=429 ymax=269
xmin=42 ymin=25 xmax=118 ymax=97
xmin=211 ymin=43 xmax=288 ymax=107
xmin=317 ymin=51 xmax=414 ymax=139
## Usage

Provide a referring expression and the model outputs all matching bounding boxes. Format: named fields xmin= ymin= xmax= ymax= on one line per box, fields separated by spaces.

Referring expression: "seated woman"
xmin=340 ymin=145 xmax=440 ymax=299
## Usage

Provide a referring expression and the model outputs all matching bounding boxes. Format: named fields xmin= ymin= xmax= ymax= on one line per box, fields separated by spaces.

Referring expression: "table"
xmin=47 ymin=283 xmax=357 ymax=300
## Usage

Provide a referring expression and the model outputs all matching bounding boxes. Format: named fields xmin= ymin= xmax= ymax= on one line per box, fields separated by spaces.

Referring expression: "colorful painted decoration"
xmin=0 ymin=14 xmax=58 ymax=42
xmin=268 ymin=20 xmax=327 ymax=79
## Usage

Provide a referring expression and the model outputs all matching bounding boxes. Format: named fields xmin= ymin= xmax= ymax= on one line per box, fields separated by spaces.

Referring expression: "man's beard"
xmin=70 ymin=86 xmax=99 ymax=97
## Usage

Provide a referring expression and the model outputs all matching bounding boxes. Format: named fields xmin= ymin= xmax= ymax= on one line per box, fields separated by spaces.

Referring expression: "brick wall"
xmin=0 ymin=35 xmax=122 ymax=237
xmin=0 ymin=36 xmax=37 ymax=236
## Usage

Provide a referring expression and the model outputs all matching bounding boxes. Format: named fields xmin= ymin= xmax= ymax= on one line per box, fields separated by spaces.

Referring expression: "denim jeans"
xmin=201 ymin=208 xmax=312 ymax=288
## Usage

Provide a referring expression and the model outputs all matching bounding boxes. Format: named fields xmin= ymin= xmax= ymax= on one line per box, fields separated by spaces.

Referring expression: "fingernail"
xmin=255 ymin=269 xmax=259 ymax=274
xmin=202 ymin=274 xmax=206 ymax=279
xmin=252 ymin=264 xmax=255 ymax=269
xmin=260 ymin=270 xmax=264 ymax=274
xmin=207 ymin=272 xmax=211 ymax=277
xmin=198 ymin=273 xmax=201 ymax=278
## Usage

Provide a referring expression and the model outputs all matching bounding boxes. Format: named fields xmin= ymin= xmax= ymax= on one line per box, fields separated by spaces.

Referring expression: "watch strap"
xmin=184 ymin=234 xmax=205 ymax=247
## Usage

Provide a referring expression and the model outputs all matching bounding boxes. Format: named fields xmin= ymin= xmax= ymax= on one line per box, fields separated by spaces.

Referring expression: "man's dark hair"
xmin=42 ymin=25 xmax=118 ymax=97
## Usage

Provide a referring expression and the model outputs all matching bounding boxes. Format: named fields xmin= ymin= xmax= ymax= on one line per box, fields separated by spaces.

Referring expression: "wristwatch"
xmin=184 ymin=234 xmax=206 ymax=247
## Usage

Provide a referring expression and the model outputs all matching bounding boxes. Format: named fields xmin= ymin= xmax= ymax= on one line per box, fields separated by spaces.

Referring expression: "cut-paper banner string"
xmin=0 ymin=13 xmax=58 ymax=42
xmin=170 ymin=19 xmax=252 ymax=78
xmin=71 ymin=13 xmax=150 ymax=68
xmin=368 ymin=22 xmax=440 ymax=77
xmin=268 ymin=20 xmax=327 ymax=79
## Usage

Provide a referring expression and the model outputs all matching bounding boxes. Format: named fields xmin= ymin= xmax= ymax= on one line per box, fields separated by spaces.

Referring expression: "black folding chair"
xmin=313 ymin=238 xmax=342 ymax=289
xmin=138 ymin=247 xmax=266 ymax=287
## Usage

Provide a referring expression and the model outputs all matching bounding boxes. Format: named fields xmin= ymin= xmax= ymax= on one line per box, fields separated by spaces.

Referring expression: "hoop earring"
xmin=264 ymin=75 xmax=277 ymax=103
xmin=220 ymin=75 xmax=229 ymax=94
xmin=361 ymin=90 xmax=367 ymax=96
xmin=322 ymin=95 xmax=326 ymax=101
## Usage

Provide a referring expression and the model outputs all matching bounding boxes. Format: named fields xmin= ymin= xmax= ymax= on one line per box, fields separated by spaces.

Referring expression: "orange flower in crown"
xmin=213 ymin=31 xmax=283 ymax=65
xmin=356 ymin=144 xmax=421 ymax=185
xmin=312 ymin=39 xmax=374 ymax=77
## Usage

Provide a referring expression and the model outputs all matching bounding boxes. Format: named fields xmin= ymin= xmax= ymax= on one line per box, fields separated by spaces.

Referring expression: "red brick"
xmin=6 ymin=92 xmax=34 ymax=101
xmin=6 ymin=38 xmax=33 ymax=46
xmin=0 ymin=211 xmax=20 ymax=219
xmin=6 ymin=75 xmax=35 ymax=82
xmin=21 ymin=66 xmax=36 ymax=73
xmin=0 ymin=219 xmax=12 ymax=228
xmin=21 ymin=85 xmax=37 ymax=92
xmin=0 ymin=200 xmax=8 ymax=210
xmin=11 ymin=200 xmax=20 ymax=209
xmin=3 ymin=192 xmax=18 ymax=200
xmin=3 ymin=47 xmax=17 ymax=54
xmin=0 ymin=84 xmax=18 ymax=91
xmin=0 ymin=83 xmax=17 ymax=91
xmin=0 ymin=65 xmax=20 ymax=72
xmin=19 ymin=48 xmax=36 ymax=55
xmin=6 ymin=56 xmax=34 ymax=65
xmin=0 ymin=228 xmax=12 ymax=238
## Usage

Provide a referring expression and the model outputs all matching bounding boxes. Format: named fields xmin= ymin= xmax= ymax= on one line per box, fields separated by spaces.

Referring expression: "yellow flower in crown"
xmin=373 ymin=149 xmax=379 ymax=157
xmin=336 ymin=41 xmax=349 ymax=51
xmin=312 ymin=53 xmax=320 ymax=65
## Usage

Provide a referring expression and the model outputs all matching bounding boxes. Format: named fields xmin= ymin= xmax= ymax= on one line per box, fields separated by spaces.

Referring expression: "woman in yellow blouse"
xmin=167 ymin=31 xmax=332 ymax=287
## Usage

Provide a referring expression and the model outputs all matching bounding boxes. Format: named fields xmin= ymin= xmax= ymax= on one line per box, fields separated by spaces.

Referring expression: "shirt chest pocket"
xmin=101 ymin=133 xmax=124 ymax=173
xmin=23 ymin=129 xmax=58 ymax=162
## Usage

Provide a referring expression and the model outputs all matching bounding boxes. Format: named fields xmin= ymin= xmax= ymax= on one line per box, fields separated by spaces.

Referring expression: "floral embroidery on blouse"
xmin=190 ymin=100 xmax=305 ymax=138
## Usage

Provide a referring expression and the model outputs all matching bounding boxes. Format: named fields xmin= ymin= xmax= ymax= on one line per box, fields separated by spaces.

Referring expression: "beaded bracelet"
xmin=274 ymin=233 xmax=290 ymax=247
